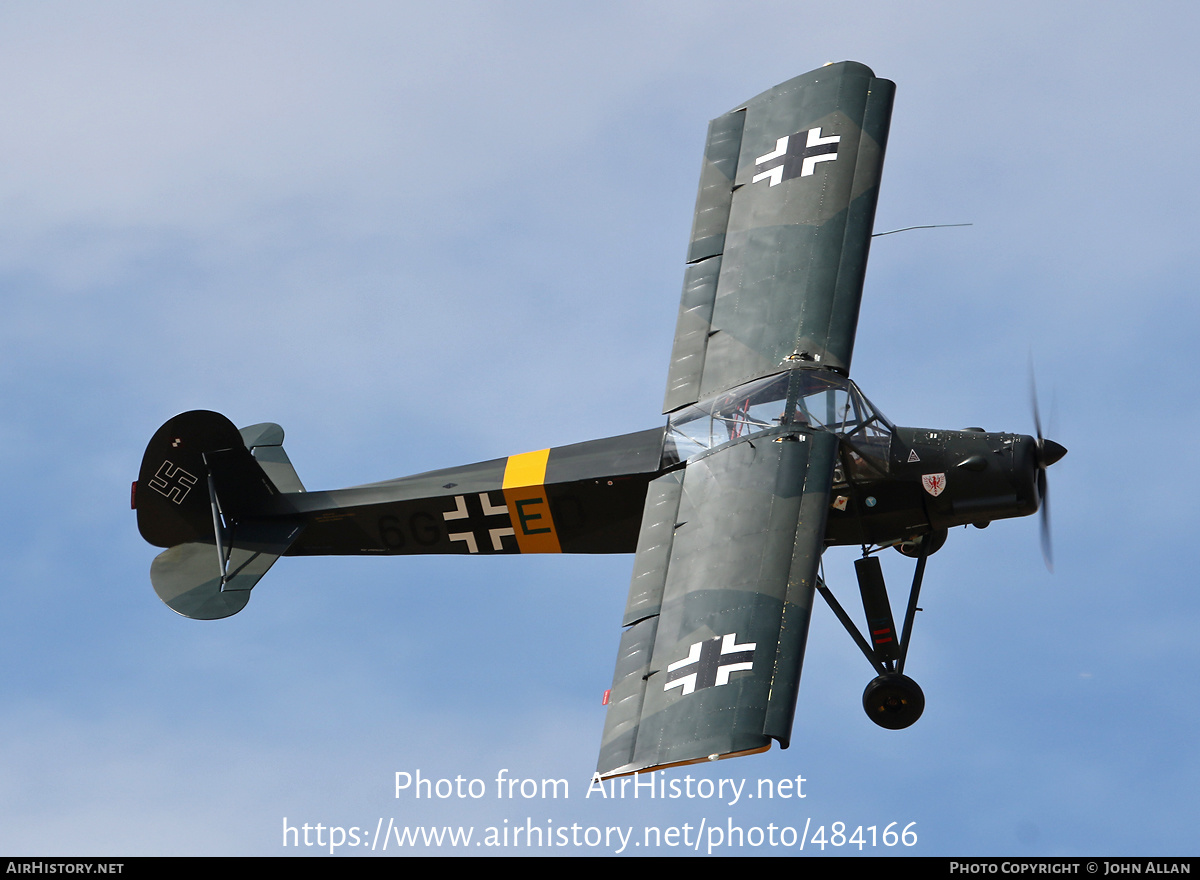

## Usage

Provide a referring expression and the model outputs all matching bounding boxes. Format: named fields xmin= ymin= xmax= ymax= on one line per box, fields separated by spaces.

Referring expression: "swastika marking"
xmin=148 ymin=461 xmax=199 ymax=504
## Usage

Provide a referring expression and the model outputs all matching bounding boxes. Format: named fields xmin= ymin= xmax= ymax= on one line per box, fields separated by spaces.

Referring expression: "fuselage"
xmin=268 ymin=419 xmax=1045 ymax=559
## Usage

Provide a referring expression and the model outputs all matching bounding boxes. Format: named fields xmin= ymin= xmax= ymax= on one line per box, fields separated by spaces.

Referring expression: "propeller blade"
xmin=1038 ymin=468 xmax=1053 ymax=572
xmin=1029 ymin=362 xmax=1064 ymax=572
xmin=1030 ymin=375 xmax=1043 ymax=442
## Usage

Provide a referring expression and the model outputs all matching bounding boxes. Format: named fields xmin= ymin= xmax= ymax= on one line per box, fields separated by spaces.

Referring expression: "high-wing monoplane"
xmin=134 ymin=62 xmax=1065 ymax=778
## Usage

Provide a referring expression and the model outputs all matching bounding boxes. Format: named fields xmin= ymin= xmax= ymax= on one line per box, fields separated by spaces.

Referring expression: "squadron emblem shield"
xmin=921 ymin=473 xmax=947 ymax=497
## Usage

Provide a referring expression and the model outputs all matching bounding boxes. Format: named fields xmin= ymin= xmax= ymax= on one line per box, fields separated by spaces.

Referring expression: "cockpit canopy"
xmin=665 ymin=369 xmax=894 ymax=464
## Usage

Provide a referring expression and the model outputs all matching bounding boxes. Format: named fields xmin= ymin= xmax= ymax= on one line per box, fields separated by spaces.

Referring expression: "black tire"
xmin=862 ymin=673 xmax=925 ymax=730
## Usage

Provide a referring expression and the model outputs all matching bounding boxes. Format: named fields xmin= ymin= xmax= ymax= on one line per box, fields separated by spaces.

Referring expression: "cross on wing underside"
xmin=664 ymin=61 xmax=894 ymax=413
xmin=598 ymin=429 xmax=838 ymax=776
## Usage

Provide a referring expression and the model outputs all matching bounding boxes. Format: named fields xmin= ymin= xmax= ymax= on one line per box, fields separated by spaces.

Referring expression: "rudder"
xmin=134 ymin=410 xmax=303 ymax=620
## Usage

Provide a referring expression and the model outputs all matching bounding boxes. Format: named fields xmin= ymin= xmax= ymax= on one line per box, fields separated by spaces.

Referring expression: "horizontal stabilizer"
xmin=240 ymin=422 xmax=306 ymax=493
xmin=151 ymin=519 xmax=303 ymax=620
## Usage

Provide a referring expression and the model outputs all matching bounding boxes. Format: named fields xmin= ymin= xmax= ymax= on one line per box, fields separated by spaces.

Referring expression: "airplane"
xmin=133 ymin=61 xmax=1065 ymax=779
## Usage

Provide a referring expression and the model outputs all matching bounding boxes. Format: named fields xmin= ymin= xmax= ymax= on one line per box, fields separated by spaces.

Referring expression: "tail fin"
xmin=134 ymin=411 xmax=304 ymax=620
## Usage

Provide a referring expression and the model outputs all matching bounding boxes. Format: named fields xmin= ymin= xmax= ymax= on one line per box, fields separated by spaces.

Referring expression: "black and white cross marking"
xmin=148 ymin=460 xmax=199 ymax=504
xmin=751 ymin=126 xmax=840 ymax=187
xmin=664 ymin=633 xmax=757 ymax=696
xmin=442 ymin=492 xmax=516 ymax=553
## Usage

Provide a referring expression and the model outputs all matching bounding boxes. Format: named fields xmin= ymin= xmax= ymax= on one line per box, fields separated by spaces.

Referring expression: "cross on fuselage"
xmin=442 ymin=491 xmax=516 ymax=553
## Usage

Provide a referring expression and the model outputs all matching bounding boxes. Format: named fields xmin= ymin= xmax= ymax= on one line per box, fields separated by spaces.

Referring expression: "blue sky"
xmin=2 ymin=1 xmax=1197 ymax=856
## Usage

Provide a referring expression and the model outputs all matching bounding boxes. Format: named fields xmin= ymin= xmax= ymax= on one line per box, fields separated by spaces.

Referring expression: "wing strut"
xmin=815 ymin=576 xmax=888 ymax=675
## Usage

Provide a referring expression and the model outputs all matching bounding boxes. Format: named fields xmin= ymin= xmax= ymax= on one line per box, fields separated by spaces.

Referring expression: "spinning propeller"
xmin=1030 ymin=374 xmax=1067 ymax=571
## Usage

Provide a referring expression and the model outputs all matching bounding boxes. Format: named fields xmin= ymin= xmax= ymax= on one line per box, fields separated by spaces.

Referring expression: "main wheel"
xmin=862 ymin=673 xmax=925 ymax=730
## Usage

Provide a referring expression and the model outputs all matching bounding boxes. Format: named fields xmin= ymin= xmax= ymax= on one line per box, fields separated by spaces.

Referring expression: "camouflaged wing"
xmin=663 ymin=62 xmax=894 ymax=413
xmin=597 ymin=429 xmax=837 ymax=777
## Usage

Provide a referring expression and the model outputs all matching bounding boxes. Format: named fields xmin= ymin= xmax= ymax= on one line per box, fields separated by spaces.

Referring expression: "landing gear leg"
xmin=815 ymin=533 xmax=933 ymax=729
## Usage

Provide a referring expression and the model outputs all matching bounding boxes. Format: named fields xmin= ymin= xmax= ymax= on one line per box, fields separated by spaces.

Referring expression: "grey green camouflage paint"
xmin=598 ymin=429 xmax=837 ymax=775
xmin=599 ymin=62 xmax=894 ymax=775
xmin=664 ymin=61 xmax=893 ymax=413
